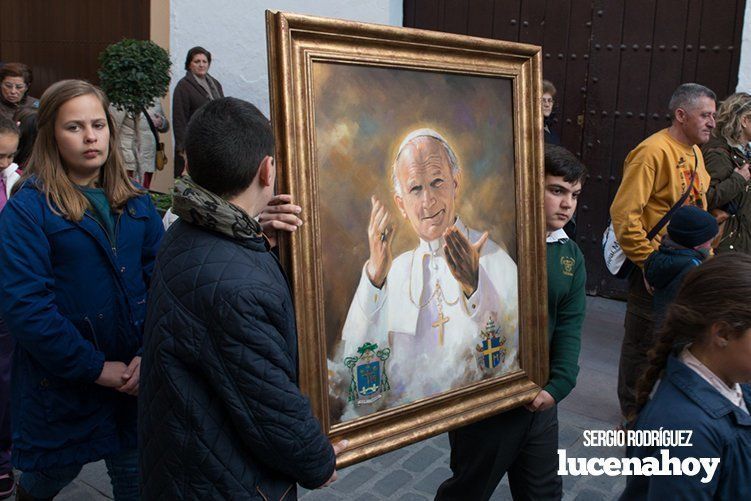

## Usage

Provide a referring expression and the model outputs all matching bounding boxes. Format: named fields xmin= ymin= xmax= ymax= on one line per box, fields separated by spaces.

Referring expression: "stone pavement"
xmin=51 ymin=296 xmax=628 ymax=500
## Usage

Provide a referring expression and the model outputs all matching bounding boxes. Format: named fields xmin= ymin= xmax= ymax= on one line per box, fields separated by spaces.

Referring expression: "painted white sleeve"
xmin=462 ymin=265 xmax=497 ymax=320
xmin=461 ymin=250 xmax=518 ymax=328
xmin=341 ymin=264 xmax=388 ymax=355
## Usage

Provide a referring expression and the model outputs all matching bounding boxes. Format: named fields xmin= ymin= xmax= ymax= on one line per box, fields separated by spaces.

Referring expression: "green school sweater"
xmin=79 ymin=186 xmax=116 ymax=242
xmin=544 ymin=232 xmax=586 ymax=402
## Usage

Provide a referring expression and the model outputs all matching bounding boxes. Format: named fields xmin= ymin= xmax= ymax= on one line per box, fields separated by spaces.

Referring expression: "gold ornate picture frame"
xmin=266 ymin=10 xmax=547 ymax=468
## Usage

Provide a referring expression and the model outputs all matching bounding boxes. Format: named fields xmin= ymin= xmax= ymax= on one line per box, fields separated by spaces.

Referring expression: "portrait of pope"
xmin=338 ymin=128 xmax=519 ymax=414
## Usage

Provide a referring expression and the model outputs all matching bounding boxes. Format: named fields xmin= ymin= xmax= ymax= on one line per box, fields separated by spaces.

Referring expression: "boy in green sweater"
xmin=436 ymin=145 xmax=587 ymax=500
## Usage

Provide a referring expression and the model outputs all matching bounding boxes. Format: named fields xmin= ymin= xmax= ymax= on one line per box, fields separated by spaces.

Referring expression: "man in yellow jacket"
xmin=610 ymin=83 xmax=715 ymax=422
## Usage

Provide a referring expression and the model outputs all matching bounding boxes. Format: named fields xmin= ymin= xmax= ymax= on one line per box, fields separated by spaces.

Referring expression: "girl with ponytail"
xmin=621 ymin=253 xmax=751 ymax=499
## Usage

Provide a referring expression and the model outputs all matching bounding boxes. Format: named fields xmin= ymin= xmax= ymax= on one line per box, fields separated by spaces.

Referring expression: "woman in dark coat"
xmin=703 ymin=92 xmax=751 ymax=253
xmin=0 ymin=80 xmax=163 ymax=500
xmin=171 ymin=46 xmax=224 ymax=177
xmin=542 ymin=79 xmax=560 ymax=145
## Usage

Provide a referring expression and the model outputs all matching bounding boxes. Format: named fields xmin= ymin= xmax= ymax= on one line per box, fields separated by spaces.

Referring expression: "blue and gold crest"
xmin=344 ymin=342 xmax=391 ymax=405
xmin=475 ymin=317 xmax=507 ymax=370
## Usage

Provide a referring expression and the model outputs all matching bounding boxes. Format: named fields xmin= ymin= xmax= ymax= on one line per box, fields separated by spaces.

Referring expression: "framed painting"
xmin=266 ymin=10 xmax=547 ymax=467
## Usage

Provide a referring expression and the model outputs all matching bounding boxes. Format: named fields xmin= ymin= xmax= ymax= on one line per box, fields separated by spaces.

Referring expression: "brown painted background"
xmin=312 ymin=62 xmax=516 ymax=355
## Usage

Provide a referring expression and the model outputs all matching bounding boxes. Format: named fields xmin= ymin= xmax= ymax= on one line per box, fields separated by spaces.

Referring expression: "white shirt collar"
xmin=416 ymin=216 xmax=469 ymax=255
xmin=2 ymin=163 xmax=18 ymax=180
xmin=679 ymin=345 xmax=749 ymax=414
xmin=546 ymin=228 xmax=569 ymax=243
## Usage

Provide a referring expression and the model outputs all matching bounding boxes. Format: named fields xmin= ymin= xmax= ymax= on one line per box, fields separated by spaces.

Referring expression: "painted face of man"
xmin=394 ymin=137 xmax=458 ymax=242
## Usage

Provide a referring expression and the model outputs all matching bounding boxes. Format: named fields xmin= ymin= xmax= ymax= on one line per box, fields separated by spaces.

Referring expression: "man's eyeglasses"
xmin=2 ymin=82 xmax=27 ymax=91
xmin=541 ymin=97 xmax=554 ymax=104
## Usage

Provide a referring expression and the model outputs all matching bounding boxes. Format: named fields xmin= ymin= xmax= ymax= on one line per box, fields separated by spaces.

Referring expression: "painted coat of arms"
xmin=475 ymin=317 xmax=507 ymax=371
xmin=344 ymin=342 xmax=391 ymax=405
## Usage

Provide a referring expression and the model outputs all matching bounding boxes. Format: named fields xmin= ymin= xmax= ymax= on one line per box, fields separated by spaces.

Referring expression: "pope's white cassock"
xmin=341 ymin=217 xmax=519 ymax=406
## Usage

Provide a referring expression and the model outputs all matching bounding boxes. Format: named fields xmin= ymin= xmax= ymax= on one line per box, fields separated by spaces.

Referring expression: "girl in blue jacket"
xmin=0 ymin=79 xmax=164 ymax=500
xmin=621 ymin=253 xmax=751 ymax=499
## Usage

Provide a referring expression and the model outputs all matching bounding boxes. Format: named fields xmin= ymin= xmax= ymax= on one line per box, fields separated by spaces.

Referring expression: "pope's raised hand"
xmin=443 ymin=227 xmax=488 ymax=297
xmin=366 ymin=196 xmax=395 ymax=288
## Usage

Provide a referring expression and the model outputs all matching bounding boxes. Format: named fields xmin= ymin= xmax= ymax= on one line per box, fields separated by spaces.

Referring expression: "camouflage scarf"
xmin=172 ymin=175 xmax=262 ymax=240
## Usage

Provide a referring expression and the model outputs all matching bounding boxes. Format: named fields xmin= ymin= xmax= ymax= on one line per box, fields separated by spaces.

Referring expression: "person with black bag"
xmin=110 ymin=100 xmax=169 ymax=189
xmin=609 ymin=83 xmax=715 ymax=425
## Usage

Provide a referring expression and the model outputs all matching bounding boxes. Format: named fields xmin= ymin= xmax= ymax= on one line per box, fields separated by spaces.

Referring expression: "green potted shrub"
xmin=98 ymin=38 xmax=171 ymax=117
xmin=149 ymin=191 xmax=173 ymax=217
xmin=98 ymin=39 xmax=171 ymax=181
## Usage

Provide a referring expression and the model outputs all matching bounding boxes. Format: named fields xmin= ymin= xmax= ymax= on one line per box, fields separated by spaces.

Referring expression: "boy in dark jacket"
xmin=437 ymin=145 xmax=587 ymax=500
xmin=644 ymin=205 xmax=718 ymax=324
xmin=139 ymin=98 xmax=341 ymax=500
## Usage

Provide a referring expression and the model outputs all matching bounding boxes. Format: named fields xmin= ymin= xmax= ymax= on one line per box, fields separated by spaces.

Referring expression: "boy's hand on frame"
xmin=525 ymin=389 xmax=555 ymax=412
xmin=321 ymin=439 xmax=349 ymax=488
xmin=258 ymin=194 xmax=302 ymax=248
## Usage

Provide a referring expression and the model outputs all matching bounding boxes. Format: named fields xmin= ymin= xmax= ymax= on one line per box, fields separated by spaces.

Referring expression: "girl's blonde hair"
xmin=20 ymin=79 xmax=141 ymax=221
xmin=713 ymin=92 xmax=751 ymax=145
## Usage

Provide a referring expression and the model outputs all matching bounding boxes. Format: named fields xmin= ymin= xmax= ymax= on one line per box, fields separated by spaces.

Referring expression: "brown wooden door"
xmin=405 ymin=0 xmax=746 ymax=297
xmin=0 ymin=0 xmax=150 ymax=99
xmin=581 ymin=0 xmax=745 ymax=297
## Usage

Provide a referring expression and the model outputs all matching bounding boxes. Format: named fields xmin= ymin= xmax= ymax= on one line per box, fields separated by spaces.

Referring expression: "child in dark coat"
xmin=644 ymin=205 xmax=718 ymax=323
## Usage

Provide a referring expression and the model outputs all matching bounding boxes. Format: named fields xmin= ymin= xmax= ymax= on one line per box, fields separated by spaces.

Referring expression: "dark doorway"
xmin=404 ymin=0 xmax=746 ymax=297
xmin=0 ymin=0 xmax=150 ymax=98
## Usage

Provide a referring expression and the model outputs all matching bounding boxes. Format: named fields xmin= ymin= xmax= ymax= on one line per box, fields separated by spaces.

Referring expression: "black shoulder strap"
xmin=142 ymin=107 xmax=160 ymax=143
xmin=646 ymin=147 xmax=699 ymax=240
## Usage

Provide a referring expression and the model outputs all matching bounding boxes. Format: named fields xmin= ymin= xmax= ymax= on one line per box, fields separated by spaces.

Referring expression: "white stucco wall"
xmin=739 ymin=3 xmax=751 ymax=91
xmin=170 ymin=0 xmax=402 ymax=116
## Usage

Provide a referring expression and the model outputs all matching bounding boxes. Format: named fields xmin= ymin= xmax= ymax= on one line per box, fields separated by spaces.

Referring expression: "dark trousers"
xmin=0 ymin=317 xmax=12 ymax=474
xmin=19 ymin=448 xmax=139 ymax=500
xmin=617 ymin=268 xmax=655 ymax=421
xmin=436 ymin=405 xmax=561 ymax=501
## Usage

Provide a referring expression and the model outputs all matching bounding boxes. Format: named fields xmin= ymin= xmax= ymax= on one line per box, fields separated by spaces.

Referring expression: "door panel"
xmin=0 ymin=0 xmax=150 ymax=98
xmin=491 ymin=0 xmax=523 ymax=42
xmin=467 ymin=0 xmax=495 ymax=38
xmin=557 ymin=1 xmax=593 ymax=153
xmin=402 ymin=0 xmax=748 ymax=297
xmin=577 ymin=1 xmax=626 ymax=295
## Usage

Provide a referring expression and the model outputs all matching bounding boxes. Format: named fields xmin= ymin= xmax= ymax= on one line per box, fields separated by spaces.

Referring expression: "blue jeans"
xmin=19 ymin=448 xmax=139 ymax=500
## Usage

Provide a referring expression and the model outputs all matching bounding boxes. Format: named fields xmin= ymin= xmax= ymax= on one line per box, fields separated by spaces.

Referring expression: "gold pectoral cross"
xmin=432 ymin=310 xmax=450 ymax=346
